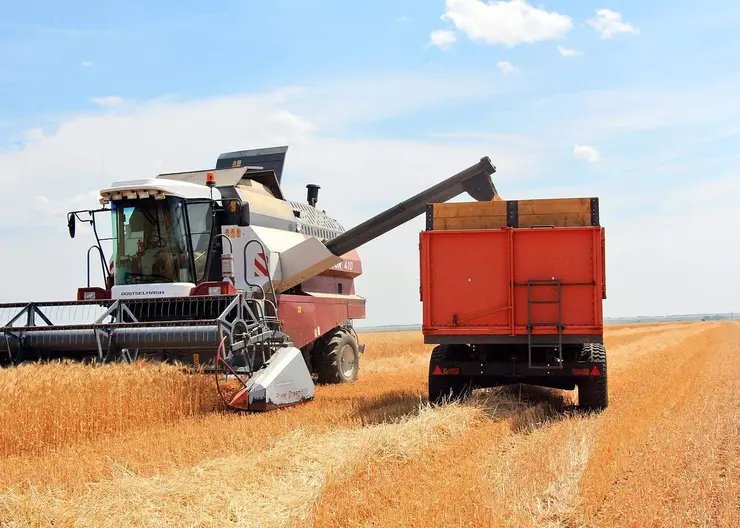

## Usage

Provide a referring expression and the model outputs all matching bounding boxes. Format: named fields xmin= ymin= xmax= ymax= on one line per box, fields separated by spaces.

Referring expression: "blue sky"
xmin=3 ymin=0 xmax=738 ymax=118
xmin=1 ymin=0 xmax=739 ymax=323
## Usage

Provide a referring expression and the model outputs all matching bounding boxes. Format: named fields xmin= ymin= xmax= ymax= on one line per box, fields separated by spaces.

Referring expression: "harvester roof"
xmin=99 ymin=178 xmax=222 ymax=204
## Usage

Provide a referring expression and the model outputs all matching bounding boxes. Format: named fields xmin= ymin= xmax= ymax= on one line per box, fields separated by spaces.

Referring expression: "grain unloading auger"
xmin=0 ymin=147 xmax=497 ymax=411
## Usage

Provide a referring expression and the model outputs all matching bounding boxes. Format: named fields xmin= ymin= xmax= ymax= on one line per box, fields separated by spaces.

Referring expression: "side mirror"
xmin=67 ymin=213 xmax=76 ymax=238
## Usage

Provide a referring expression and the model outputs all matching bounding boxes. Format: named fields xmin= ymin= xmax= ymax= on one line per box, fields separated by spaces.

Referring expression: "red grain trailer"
xmin=420 ymin=197 xmax=608 ymax=410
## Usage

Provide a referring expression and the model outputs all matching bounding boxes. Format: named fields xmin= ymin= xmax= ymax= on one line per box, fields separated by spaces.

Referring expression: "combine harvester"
xmin=0 ymin=146 xmax=497 ymax=411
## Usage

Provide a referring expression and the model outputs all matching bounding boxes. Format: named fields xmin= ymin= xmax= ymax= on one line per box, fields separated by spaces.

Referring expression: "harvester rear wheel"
xmin=428 ymin=344 xmax=473 ymax=405
xmin=576 ymin=343 xmax=608 ymax=411
xmin=314 ymin=327 xmax=359 ymax=384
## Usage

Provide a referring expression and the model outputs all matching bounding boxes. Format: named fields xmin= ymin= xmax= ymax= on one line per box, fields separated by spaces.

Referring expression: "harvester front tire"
xmin=315 ymin=327 xmax=359 ymax=384
xmin=577 ymin=343 xmax=608 ymax=411
xmin=428 ymin=344 xmax=473 ymax=405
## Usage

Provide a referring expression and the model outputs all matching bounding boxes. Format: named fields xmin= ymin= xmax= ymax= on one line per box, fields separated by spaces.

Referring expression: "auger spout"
xmin=270 ymin=157 xmax=497 ymax=293
xmin=326 ymin=156 xmax=497 ymax=257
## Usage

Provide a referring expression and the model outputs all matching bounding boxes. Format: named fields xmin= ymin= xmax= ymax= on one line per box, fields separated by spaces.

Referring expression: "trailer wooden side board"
xmin=429 ymin=197 xmax=599 ymax=230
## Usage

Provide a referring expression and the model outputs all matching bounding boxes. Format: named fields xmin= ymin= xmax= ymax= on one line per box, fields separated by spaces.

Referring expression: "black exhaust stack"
xmin=306 ymin=184 xmax=320 ymax=207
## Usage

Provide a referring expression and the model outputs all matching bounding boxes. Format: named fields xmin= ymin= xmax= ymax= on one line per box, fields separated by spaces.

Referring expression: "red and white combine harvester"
xmin=0 ymin=146 xmax=498 ymax=411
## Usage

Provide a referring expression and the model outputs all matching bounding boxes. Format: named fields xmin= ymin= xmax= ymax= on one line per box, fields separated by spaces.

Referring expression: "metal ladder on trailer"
xmin=526 ymin=279 xmax=563 ymax=369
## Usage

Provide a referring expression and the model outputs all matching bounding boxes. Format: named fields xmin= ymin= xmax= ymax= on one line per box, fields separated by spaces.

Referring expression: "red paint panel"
xmin=601 ymin=228 xmax=607 ymax=299
xmin=422 ymin=230 xmax=510 ymax=328
xmin=280 ymin=300 xmax=317 ymax=348
xmin=512 ymin=228 xmax=596 ymax=330
xmin=348 ymin=303 xmax=365 ymax=320
xmin=321 ymin=249 xmax=362 ymax=278
xmin=420 ymin=227 xmax=604 ymax=337
xmin=277 ymin=294 xmax=366 ymax=348
xmin=301 ymin=275 xmax=357 ymax=295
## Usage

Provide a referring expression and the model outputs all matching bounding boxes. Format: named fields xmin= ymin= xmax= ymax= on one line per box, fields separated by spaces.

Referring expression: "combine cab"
xmin=0 ymin=148 xmax=498 ymax=411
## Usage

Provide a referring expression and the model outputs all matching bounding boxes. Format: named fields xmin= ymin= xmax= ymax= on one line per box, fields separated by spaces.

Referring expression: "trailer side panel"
xmin=420 ymin=226 xmax=604 ymax=341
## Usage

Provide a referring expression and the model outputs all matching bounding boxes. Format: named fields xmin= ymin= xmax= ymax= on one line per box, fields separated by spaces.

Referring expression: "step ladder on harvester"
xmin=526 ymin=279 xmax=564 ymax=370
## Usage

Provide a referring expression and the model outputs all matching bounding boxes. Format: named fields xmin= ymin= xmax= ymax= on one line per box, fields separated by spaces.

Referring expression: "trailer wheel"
xmin=576 ymin=343 xmax=608 ymax=411
xmin=428 ymin=344 xmax=473 ymax=405
xmin=314 ymin=327 xmax=359 ymax=384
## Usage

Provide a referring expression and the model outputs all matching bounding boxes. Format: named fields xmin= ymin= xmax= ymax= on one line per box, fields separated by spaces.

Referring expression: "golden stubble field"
xmin=0 ymin=321 xmax=738 ymax=527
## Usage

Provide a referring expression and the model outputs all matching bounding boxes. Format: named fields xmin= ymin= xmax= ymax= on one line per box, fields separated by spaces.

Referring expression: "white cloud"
xmin=535 ymin=86 xmax=740 ymax=142
xmin=604 ymin=176 xmax=740 ymax=316
xmin=80 ymin=61 xmax=93 ymax=67
xmin=24 ymin=128 xmax=46 ymax=141
xmin=497 ymin=61 xmax=519 ymax=73
xmin=439 ymin=0 xmax=573 ymax=47
xmin=90 ymin=96 xmax=124 ymax=107
xmin=429 ymin=29 xmax=457 ymax=49
xmin=573 ymin=144 xmax=600 ymax=162
xmin=287 ymin=71 xmax=499 ymax=129
xmin=587 ymin=9 xmax=640 ymax=39
xmin=396 ymin=15 xmax=409 ymax=23
xmin=558 ymin=45 xmax=583 ymax=57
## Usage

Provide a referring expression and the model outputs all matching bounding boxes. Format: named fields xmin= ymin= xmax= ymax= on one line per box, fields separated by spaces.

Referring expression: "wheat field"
xmin=0 ymin=321 xmax=737 ymax=527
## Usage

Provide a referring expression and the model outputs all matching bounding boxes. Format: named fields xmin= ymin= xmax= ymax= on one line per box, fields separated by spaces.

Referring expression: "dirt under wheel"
xmin=576 ymin=343 xmax=608 ymax=411
xmin=314 ymin=327 xmax=360 ymax=384
xmin=428 ymin=344 xmax=473 ymax=405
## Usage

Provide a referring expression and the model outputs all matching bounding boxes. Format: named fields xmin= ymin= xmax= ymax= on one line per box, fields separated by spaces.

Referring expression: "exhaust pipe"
xmin=306 ymin=184 xmax=320 ymax=207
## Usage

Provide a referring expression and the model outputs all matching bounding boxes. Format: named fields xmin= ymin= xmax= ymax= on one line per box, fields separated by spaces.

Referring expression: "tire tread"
xmin=315 ymin=327 xmax=359 ymax=384
xmin=577 ymin=343 xmax=608 ymax=411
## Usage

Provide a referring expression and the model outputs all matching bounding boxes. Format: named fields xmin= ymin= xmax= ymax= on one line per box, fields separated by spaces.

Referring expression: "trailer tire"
xmin=314 ymin=327 xmax=359 ymax=384
xmin=428 ymin=344 xmax=473 ymax=405
xmin=577 ymin=343 xmax=608 ymax=411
